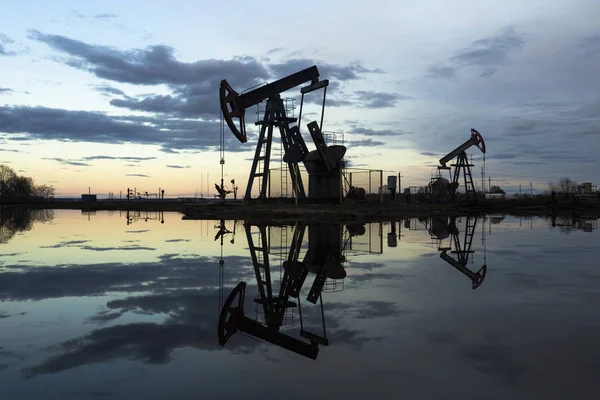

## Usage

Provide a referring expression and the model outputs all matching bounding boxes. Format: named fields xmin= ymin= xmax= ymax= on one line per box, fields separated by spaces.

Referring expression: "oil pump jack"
xmin=218 ymin=222 xmax=365 ymax=359
xmin=433 ymin=129 xmax=486 ymax=203
xmin=425 ymin=215 xmax=487 ymax=289
xmin=220 ymin=65 xmax=347 ymax=203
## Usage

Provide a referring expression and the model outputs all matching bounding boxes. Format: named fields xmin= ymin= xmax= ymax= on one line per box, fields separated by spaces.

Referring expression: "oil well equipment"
xmin=219 ymin=65 xmax=369 ymax=203
xmin=430 ymin=129 xmax=486 ymax=203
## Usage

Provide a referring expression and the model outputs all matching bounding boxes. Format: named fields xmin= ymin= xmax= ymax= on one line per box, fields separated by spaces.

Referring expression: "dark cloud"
xmin=165 ymin=239 xmax=191 ymax=243
xmin=451 ymin=27 xmax=524 ymax=67
xmin=0 ymin=105 xmax=249 ymax=153
xmin=480 ymin=68 xmax=497 ymax=77
xmin=346 ymin=139 xmax=385 ymax=147
xmin=0 ymin=148 xmax=19 ymax=152
xmin=0 ymin=88 xmax=13 ymax=94
xmin=327 ymin=300 xmax=411 ymax=319
xmin=266 ymin=47 xmax=285 ymax=55
xmin=0 ymin=33 xmax=16 ymax=56
xmin=427 ymin=27 xmax=523 ymax=79
xmin=40 ymin=239 xmax=90 ymax=249
xmin=426 ymin=63 xmax=456 ymax=79
xmin=125 ymin=230 xmax=149 ymax=233
xmin=42 ymin=157 xmax=90 ymax=167
xmin=419 ymin=151 xmax=438 ymax=156
xmin=82 ymin=155 xmax=155 ymax=162
xmin=349 ymin=126 xmax=413 ymax=137
xmin=93 ymin=84 xmax=125 ymax=96
xmin=353 ymin=90 xmax=411 ymax=108
xmin=126 ymin=173 xmax=150 ymax=178
xmin=166 ymin=164 xmax=190 ymax=169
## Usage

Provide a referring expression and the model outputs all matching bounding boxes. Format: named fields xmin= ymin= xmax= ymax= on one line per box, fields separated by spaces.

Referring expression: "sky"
xmin=0 ymin=0 xmax=599 ymax=197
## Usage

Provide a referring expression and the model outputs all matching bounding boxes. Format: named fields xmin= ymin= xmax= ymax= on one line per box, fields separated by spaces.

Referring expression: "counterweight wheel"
xmin=219 ymin=80 xmax=247 ymax=143
xmin=470 ymin=128 xmax=486 ymax=153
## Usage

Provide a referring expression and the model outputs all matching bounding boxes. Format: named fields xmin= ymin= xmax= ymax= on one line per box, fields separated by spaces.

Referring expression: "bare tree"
xmin=549 ymin=177 xmax=578 ymax=193
xmin=0 ymin=164 xmax=16 ymax=199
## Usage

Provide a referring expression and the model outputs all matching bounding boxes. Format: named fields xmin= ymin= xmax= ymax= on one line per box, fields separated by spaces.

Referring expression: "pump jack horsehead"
xmin=220 ymin=66 xmax=349 ymax=203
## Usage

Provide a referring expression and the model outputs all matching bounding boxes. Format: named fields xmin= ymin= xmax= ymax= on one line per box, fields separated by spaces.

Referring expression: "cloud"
xmin=28 ymin=31 xmax=386 ymax=122
xmin=42 ymin=157 xmax=90 ymax=167
xmin=0 ymin=148 xmax=19 ymax=153
xmin=0 ymin=33 xmax=16 ymax=56
xmin=165 ymin=239 xmax=191 ymax=243
xmin=0 ymin=88 xmax=13 ymax=94
xmin=426 ymin=63 xmax=456 ymax=79
xmin=40 ymin=240 xmax=90 ymax=249
xmin=0 ymin=105 xmax=247 ymax=153
xmin=126 ymin=173 xmax=150 ymax=178
xmin=349 ymin=126 xmax=413 ymax=137
xmin=327 ymin=300 xmax=411 ymax=319
xmin=92 ymin=84 xmax=125 ymax=96
xmin=353 ymin=90 xmax=411 ymax=108
xmin=166 ymin=164 xmax=191 ymax=169
xmin=82 ymin=155 xmax=155 ymax=162
xmin=94 ymin=13 xmax=118 ymax=19
xmin=451 ymin=27 xmax=524 ymax=67
xmin=419 ymin=151 xmax=438 ymax=156
xmin=427 ymin=27 xmax=524 ymax=79
xmin=28 ymin=30 xmax=270 ymax=119
xmin=346 ymin=139 xmax=385 ymax=147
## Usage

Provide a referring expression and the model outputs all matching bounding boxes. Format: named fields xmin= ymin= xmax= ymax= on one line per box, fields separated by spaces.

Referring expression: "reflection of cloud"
xmin=327 ymin=300 xmax=412 ymax=319
xmin=0 ymin=311 xmax=27 ymax=318
xmin=79 ymin=244 xmax=156 ymax=252
xmin=125 ymin=230 xmax=149 ymax=233
xmin=460 ymin=343 xmax=526 ymax=386
xmin=165 ymin=239 xmax=191 ymax=243
xmin=40 ymin=239 xmax=89 ymax=248
xmin=0 ymin=254 xmax=254 ymax=301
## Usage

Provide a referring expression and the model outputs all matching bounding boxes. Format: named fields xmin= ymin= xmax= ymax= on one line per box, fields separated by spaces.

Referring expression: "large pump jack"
xmin=220 ymin=66 xmax=344 ymax=202
xmin=437 ymin=129 xmax=486 ymax=203
xmin=218 ymin=222 xmax=364 ymax=359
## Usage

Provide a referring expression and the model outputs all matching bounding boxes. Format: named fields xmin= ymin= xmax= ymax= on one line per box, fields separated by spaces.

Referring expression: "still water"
xmin=1 ymin=209 xmax=599 ymax=399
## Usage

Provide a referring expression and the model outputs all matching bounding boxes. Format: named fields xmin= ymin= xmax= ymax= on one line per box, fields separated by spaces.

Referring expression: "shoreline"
xmin=2 ymin=199 xmax=600 ymax=222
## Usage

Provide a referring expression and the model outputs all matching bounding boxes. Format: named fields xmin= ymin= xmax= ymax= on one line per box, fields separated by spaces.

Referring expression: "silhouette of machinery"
xmin=431 ymin=129 xmax=486 ymax=203
xmin=218 ymin=222 xmax=365 ymax=359
xmin=425 ymin=215 xmax=487 ymax=289
xmin=125 ymin=210 xmax=164 ymax=225
xmin=220 ymin=65 xmax=353 ymax=203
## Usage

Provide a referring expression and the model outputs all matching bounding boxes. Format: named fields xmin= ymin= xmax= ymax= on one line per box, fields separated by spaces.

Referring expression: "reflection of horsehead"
xmin=426 ymin=216 xmax=486 ymax=289
xmin=218 ymin=223 xmax=365 ymax=359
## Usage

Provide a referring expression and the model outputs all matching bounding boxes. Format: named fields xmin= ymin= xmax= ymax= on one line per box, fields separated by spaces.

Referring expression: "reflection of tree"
xmin=0 ymin=208 xmax=54 ymax=244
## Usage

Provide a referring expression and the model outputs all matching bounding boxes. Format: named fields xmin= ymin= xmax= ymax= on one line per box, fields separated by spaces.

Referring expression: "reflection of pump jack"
xmin=126 ymin=210 xmax=164 ymax=225
xmin=219 ymin=223 xmax=329 ymax=359
xmin=214 ymin=220 xmax=237 ymax=244
xmin=436 ymin=216 xmax=486 ymax=289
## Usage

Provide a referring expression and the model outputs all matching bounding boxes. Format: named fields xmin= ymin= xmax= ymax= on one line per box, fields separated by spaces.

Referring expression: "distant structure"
xmin=81 ymin=194 xmax=97 ymax=202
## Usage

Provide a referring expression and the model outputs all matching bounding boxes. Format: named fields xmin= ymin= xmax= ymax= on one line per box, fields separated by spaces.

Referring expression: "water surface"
xmin=1 ymin=209 xmax=599 ymax=399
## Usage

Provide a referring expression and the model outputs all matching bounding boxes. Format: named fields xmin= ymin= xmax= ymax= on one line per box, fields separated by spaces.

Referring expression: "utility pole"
xmin=530 ymin=181 xmax=532 ymax=194
xmin=488 ymin=176 xmax=491 ymax=193
xmin=519 ymin=184 xmax=522 ymax=193
xmin=398 ymin=171 xmax=404 ymax=195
